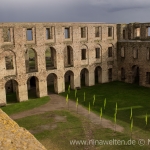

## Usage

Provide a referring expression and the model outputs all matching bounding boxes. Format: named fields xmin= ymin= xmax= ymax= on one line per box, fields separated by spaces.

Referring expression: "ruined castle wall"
xmin=117 ymin=23 xmax=150 ymax=87
xmin=0 ymin=22 xmax=117 ymax=105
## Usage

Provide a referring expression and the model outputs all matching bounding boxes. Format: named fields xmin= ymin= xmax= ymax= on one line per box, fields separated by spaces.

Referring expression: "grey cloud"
xmin=0 ymin=0 xmax=150 ymax=23
xmin=108 ymin=5 xmax=150 ymax=12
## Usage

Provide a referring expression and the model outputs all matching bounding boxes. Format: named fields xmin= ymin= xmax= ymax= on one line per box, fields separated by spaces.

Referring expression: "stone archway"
xmin=5 ymin=79 xmax=19 ymax=103
xmin=95 ymin=66 xmax=102 ymax=84
xmin=47 ymin=73 xmax=58 ymax=94
xmin=64 ymin=70 xmax=74 ymax=90
xmin=80 ymin=68 xmax=89 ymax=87
xmin=132 ymin=65 xmax=139 ymax=84
xmin=27 ymin=76 xmax=40 ymax=98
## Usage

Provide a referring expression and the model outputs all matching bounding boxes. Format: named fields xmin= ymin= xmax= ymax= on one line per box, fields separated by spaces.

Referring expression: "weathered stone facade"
xmin=117 ymin=23 xmax=150 ymax=87
xmin=0 ymin=22 xmax=123 ymax=105
xmin=0 ymin=109 xmax=46 ymax=150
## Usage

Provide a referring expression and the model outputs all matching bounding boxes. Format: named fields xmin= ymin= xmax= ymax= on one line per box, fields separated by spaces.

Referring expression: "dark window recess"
xmin=146 ymin=72 xmax=150 ymax=84
xmin=65 ymin=28 xmax=70 ymax=39
xmin=3 ymin=28 xmax=11 ymax=42
xmin=81 ymin=27 xmax=86 ymax=38
xmin=108 ymin=68 xmax=112 ymax=81
xmin=67 ymin=47 xmax=71 ymax=64
xmin=95 ymin=48 xmax=100 ymax=58
xmin=108 ymin=47 xmax=113 ymax=57
xmin=81 ymin=49 xmax=86 ymax=60
xmin=26 ymin=29 xmax=33 ymax=41
xmin=108 ymin=27 xmax=112 ymax=37
xmin=121 ymin=68 xmax=125 ymax=80
xmin=95 ymin=27 xmax=99 ymax=37
xmin=123 ymin=29 xmax=125 ymax=39
xmin=46 ymin=28 xmax=52 ymax=39
xmin=5 ymin=56 xmax=13 ymax=70
xmin=128 ymin=30 xmax=131 ymax=40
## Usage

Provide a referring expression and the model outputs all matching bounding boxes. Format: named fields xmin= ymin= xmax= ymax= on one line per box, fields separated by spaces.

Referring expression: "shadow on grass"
xmin=6 ymin=88 xmax=38 ymax=104
xmin=60 ymin=81 xmax=150 ymax=132
xmin=6 ymin=92 xmax=18 ymax=104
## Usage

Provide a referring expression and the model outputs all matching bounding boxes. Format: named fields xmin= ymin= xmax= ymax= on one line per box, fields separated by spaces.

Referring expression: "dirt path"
xmin=10 ymin=94 xmax=124 ymax=132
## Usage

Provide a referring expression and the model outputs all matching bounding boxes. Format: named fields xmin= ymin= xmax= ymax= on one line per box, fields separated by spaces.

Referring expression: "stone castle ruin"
xmin=0 ymin=22 xmax=150 ymax=106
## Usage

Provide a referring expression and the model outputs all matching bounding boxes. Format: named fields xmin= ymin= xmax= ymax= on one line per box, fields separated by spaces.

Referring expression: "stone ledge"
xmin=0 ymin=109 xmax=47 ymax=150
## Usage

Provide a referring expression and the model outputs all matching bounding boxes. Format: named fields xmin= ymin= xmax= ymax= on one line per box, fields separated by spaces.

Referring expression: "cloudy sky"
xmin=0 ymin=0 xmax=150 ymax=23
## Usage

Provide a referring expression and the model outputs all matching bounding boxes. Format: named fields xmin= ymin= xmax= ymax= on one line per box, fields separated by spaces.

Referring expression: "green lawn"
xmin=3 ymin=81 xmax=150 ymax=149
xmin=15 ymin=110 xmax=150 ymax=150
xmin=1 ymin=96 xmax=50 ymax=115
xmin=60 ymin=81 xmax=150 ymax=135
xmin=15 ymin=110 xmax=85 ymax=150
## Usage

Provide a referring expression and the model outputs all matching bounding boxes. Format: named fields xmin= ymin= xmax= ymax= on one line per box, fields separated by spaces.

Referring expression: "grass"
xmin=1 ymin=96 xmax=50 ymax=115
xmin=15 ymin=110 xmax=85 ymax=150
xmin=3 ymin=81 xmax=150 ymax=149
xmin=15 ymin=110 xmax=150 ymax=150
xmin=5 ymin=92 xmax=18 ymax=103
xmin=60 ymin=81 xmax=150 ymax=135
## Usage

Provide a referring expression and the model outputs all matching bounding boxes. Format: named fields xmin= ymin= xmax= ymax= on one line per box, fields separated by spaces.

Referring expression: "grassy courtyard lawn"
xmin=1 ymin=96 xmax=50 ymax=115
xmin=15 ymin=110 xmax=150 ymax=150
xmin=60 ymin=81 xmax=150 ymax=134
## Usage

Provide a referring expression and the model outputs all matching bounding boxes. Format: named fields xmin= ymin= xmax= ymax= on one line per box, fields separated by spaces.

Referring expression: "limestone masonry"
xmin=0 ymin=109 xmax=46 ymax=150
xmin=0 ymin=22 xmax=150 ymax=105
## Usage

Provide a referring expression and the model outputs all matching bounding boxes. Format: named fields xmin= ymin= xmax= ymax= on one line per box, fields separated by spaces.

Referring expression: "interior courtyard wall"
xmin=0 ymin=22 xmax=118 ymax=105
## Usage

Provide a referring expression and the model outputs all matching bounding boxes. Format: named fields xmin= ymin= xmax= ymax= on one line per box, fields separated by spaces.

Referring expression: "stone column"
xmin=18 ymin=84 xmax=28 ymax=102
xmin=38 ymin=80 xmax=47 ymax=97
xmin=0 ymin=87 xmax=6 ymax=106
xmin=88 ymin=70 xmax=95 ymax=86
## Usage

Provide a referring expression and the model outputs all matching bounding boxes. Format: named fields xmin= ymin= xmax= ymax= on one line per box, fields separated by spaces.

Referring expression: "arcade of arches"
xmin=4 ymin=66 xmax=104 ymax=104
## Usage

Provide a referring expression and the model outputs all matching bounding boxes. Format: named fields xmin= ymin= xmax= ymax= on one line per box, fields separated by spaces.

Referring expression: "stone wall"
xmin=0 ymin=109 xmax=46 ymax=150
xmin=117 ymin=23 xmax=150 ymax=87
xmin=0 ymin=22 xmax=117 ymax=105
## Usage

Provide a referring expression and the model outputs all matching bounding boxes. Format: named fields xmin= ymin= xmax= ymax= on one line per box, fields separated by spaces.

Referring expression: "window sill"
xmin=64 ymin=65 xmax=73 ymax=68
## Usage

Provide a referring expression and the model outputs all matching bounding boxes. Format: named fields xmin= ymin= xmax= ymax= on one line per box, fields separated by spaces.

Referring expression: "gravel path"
xmin=10 ymin=94 xmax=124 ymax=132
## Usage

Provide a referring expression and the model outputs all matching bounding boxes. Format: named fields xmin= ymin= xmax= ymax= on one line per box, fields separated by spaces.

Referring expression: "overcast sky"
xmin=0 ymin=0 xmax=150 ymax=23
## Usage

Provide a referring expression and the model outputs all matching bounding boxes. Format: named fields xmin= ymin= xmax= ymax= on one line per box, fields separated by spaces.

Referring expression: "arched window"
xmin=25 ymin=49 xmax=38 ymax=73
xmin=64 ymin=46 xmax=73 ymax=67
xmin=45 ymin=47 xmax=57 ymax=69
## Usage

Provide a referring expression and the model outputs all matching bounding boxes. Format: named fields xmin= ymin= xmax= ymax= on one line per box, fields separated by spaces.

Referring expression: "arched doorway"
xmin=27 ymin=76 xmax=39 ymax=98
xmin=95 ymin=66 xmax=102 ymax=84
xmin=64 ymin=70 xmax=74 ymax=90
xmin=5 ymin=79 xmax=19 ymax=103
xmin=47 ymin=73 xmax=58 ymax=94
xmin=132 ymin=65 xmax=139 ymax=84
xmin=80 ymin=68 xmax=89 ymax=87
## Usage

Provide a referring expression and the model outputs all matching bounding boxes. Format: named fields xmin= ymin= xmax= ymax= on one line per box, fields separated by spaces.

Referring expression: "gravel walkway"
xmin=10 ymin=94 xmax=124 ymax=132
